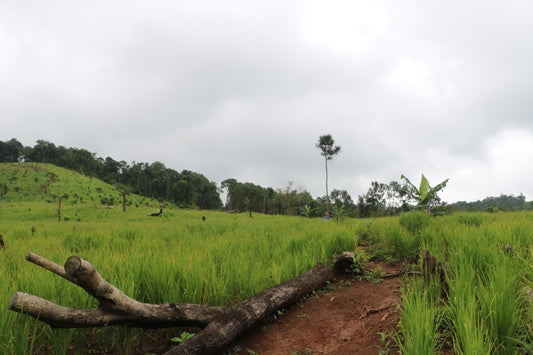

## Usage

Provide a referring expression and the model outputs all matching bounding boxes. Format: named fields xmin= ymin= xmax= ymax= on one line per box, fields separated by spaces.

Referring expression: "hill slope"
xmin=0 ymin=162 xmax=156 ymax=207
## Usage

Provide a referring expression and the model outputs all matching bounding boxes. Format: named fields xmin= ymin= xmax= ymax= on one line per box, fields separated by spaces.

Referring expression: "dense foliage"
xmin=0 ymin=139 xmax=222 ymax=209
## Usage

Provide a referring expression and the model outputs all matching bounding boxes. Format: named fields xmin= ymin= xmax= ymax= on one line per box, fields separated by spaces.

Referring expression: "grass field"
xmin=385 ymin=211 xmax=533 ymax=354
xmin=0 ymin=200 xmax=360 ymax=354
xmin=1 ymin=163 xmax=533 ymax=354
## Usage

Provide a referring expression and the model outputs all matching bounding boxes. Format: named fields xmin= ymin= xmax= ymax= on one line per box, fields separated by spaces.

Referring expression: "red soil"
xmin=82 ymin=261 xmax=404 ymax=355
xmin=231 ymin=261 xmax=403 ymax=355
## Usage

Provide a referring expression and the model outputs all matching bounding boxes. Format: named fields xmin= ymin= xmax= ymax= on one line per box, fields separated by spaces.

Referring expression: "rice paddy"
xmin=1 ymin=164 xmax=533 ymax=353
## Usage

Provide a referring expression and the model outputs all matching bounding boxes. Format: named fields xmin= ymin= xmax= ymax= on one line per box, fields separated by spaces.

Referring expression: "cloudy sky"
xmin=2 ymin=0 xmax=533 ymax=203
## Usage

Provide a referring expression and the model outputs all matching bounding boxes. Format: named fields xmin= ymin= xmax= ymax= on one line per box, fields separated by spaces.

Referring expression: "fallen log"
xmin=9 ymin=252 xmax=336 ymax=354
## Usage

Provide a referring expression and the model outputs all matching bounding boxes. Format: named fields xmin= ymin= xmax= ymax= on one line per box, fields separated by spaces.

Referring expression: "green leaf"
xmin=170 ymin=331 xmax=196 ymax=344
xmin=400 ymin=174 xmax=419 ymax=199
xmin=401 ymin=173 xmax=449 ymax=210
xmin=419 ymin=174 xmax=429 ymax=201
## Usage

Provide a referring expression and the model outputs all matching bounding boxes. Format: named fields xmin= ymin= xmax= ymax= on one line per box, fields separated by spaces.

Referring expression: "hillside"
xmin=0 ymin=162 xmax=158 ymax=208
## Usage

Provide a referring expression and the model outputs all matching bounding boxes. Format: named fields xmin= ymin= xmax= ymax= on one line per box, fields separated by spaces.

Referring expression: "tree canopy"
xmin=316 ymin=134 xmax=341 ymax=214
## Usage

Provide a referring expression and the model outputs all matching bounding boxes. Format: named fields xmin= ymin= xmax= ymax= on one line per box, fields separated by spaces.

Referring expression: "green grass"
xmin=0 ymin=162 xmax=156 ymax=208
xmin=2 ymin=163 xmax=533 ymax=353
xmin=396 ymin=278 xmax=445 ymax=354
xmin=0 ymin=200 xmax=360 ymax=353
xmin=387 ymin=212 xmax=533 ymax=354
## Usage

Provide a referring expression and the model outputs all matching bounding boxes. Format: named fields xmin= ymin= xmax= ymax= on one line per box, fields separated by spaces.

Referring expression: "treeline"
xmin=220 ymin=179 xmax=356 ymax=217
xmin=357 ymin=181 xmax=412 ymax=217
xmin=357 ymin=181 xmax=533 ymax=215
xmin=450 ymin=194 xmax=533 ymax=212
xmin=2 ymin=138 xmax=530 ymax=216
xmin=0 ymin=139 xmax=357 ymax=217
xmin=0 ymin=138 xmax=221 ymax=209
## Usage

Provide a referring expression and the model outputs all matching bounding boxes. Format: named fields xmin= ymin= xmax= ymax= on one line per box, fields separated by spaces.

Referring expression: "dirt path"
xmin=85 ymin=262 xmax=404 ymax=355
xmin=231 ymin=262 xmax=403 ymax=355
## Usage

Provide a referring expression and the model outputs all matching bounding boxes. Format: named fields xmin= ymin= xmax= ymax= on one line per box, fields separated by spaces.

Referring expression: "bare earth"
xmin=230 ymin=261 xmax=403 ymax=355
xmin=88 ymin=261 xmax=404 ymax=355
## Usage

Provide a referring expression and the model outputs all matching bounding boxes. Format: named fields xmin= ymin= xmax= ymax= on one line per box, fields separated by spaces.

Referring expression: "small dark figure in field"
xmin=146 ymin=208 xmax=163 ymax=217
xmin=503 ymin=244 xmax=518 ymax=257
xmin=202 ymin=216 xmax=206 ymax=222
xmin=0 ymin=234 xmax=5 ymax=250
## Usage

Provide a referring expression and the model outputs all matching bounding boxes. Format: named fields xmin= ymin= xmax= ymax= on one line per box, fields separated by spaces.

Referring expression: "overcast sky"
xmin=2 ymin=0 xmax=533 ymax=203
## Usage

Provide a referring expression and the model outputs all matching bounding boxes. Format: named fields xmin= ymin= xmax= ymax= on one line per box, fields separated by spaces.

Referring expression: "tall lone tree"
xmin=316 ymin=134 xmax=341 ymax=214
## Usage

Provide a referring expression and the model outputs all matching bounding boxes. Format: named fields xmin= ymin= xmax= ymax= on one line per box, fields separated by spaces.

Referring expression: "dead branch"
xmin=422 ymin=250 xmax=448 ymax=300
xmin=9 ymin=253 xmax=335 ymax=354
xmin=10 ymin=254 xmax=224 ymax=329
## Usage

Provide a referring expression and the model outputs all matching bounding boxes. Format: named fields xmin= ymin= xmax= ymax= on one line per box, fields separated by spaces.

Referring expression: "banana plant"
xmin=400 ymin=174 xmax=449 ymax=210
xmin=300 ymin=204 xmax=314 ymax=218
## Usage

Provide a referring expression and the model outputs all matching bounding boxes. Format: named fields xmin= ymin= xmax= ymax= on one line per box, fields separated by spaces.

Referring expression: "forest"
xmin=0 ymin=138 xmax=531 ymax=216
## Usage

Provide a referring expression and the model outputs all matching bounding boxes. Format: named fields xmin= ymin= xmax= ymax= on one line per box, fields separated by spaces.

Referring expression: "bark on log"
xmin=8 ymin=252 xmax=336 ymax=355
xmin=168 ymin=262 xmax=334 ymax=354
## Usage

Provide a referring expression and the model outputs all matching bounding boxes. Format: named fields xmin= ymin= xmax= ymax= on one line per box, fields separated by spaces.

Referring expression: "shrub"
xmin=456 ymin=214 xmax=483 ymax=227
xmin=399 ymin=211 xmax=431 ymax=235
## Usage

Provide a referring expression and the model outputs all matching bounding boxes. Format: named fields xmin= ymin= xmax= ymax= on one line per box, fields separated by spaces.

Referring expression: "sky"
xmin=2 ymin=0 xmax=533 ymax=203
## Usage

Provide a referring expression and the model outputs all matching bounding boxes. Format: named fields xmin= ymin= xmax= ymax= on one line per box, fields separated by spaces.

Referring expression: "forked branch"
xmin=9 ymin=253 xmax=223 ymax=329
xmin=9 ymin=252 xmax=336 ymax=354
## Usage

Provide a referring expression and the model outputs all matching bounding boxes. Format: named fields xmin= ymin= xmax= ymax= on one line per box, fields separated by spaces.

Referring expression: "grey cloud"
xmin=2 ymin=1 xmax=533 ymax=202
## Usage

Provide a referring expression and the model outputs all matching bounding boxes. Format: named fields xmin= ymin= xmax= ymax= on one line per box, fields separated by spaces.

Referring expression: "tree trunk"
xmin=325 ymin=157 xmax=330 ymax=214
xmin=422 ymin=250 xmax=448 ymax=300
xmin=9 ymin=252 xmax=336 ymax=355
xmin=57 ymin=195 xmax=62 ymax=222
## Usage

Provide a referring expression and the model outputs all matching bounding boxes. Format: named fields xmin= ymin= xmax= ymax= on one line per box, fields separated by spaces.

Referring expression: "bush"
xmin=399 ymin=211 xmax=431 ymax=235
xmin=456 ymin=213 xmax=483 ymax=227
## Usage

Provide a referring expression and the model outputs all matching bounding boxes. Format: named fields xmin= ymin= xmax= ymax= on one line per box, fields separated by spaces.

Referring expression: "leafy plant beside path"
xmin=400 ymin=174 xmax=449 ymax=211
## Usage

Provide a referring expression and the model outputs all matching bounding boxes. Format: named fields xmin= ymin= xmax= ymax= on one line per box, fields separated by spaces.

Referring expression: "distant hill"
xmin=450 ymin=193 xmax=533 ymax=212
xmin=0 ymin=162 xmax=157 ymax=207
xmin=0 ymin=139 xmax=223 ymax=209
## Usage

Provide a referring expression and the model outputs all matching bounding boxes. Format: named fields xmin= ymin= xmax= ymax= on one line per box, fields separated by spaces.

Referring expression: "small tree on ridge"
xmin=316 ymin=134 xmax=341 ymax=214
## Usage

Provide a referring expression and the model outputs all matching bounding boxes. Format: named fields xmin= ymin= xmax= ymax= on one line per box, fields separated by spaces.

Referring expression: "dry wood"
xmin=9 ymin=252 xmax=337 ymax=354
xmin=422 ymin=250 xmax=448 ymax=300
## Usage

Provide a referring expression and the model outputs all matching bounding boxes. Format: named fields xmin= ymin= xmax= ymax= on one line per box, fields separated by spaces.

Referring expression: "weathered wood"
xmin=167 ymin=262 xmax=334 ymax=354
xmin=25 ymin=252 xmax=79 ymax=285
xmin=422 ymin=250 xmax=448 ymax=300
xmin=333 ymin=251 xmax=356 ymax=273
xmin=9 ymin=253 xmax=335 ymax=355
xmin=10 ymin=254 xmax=224 ymax=328
xmin=9 ymin=292 xmax=224 ymax=328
